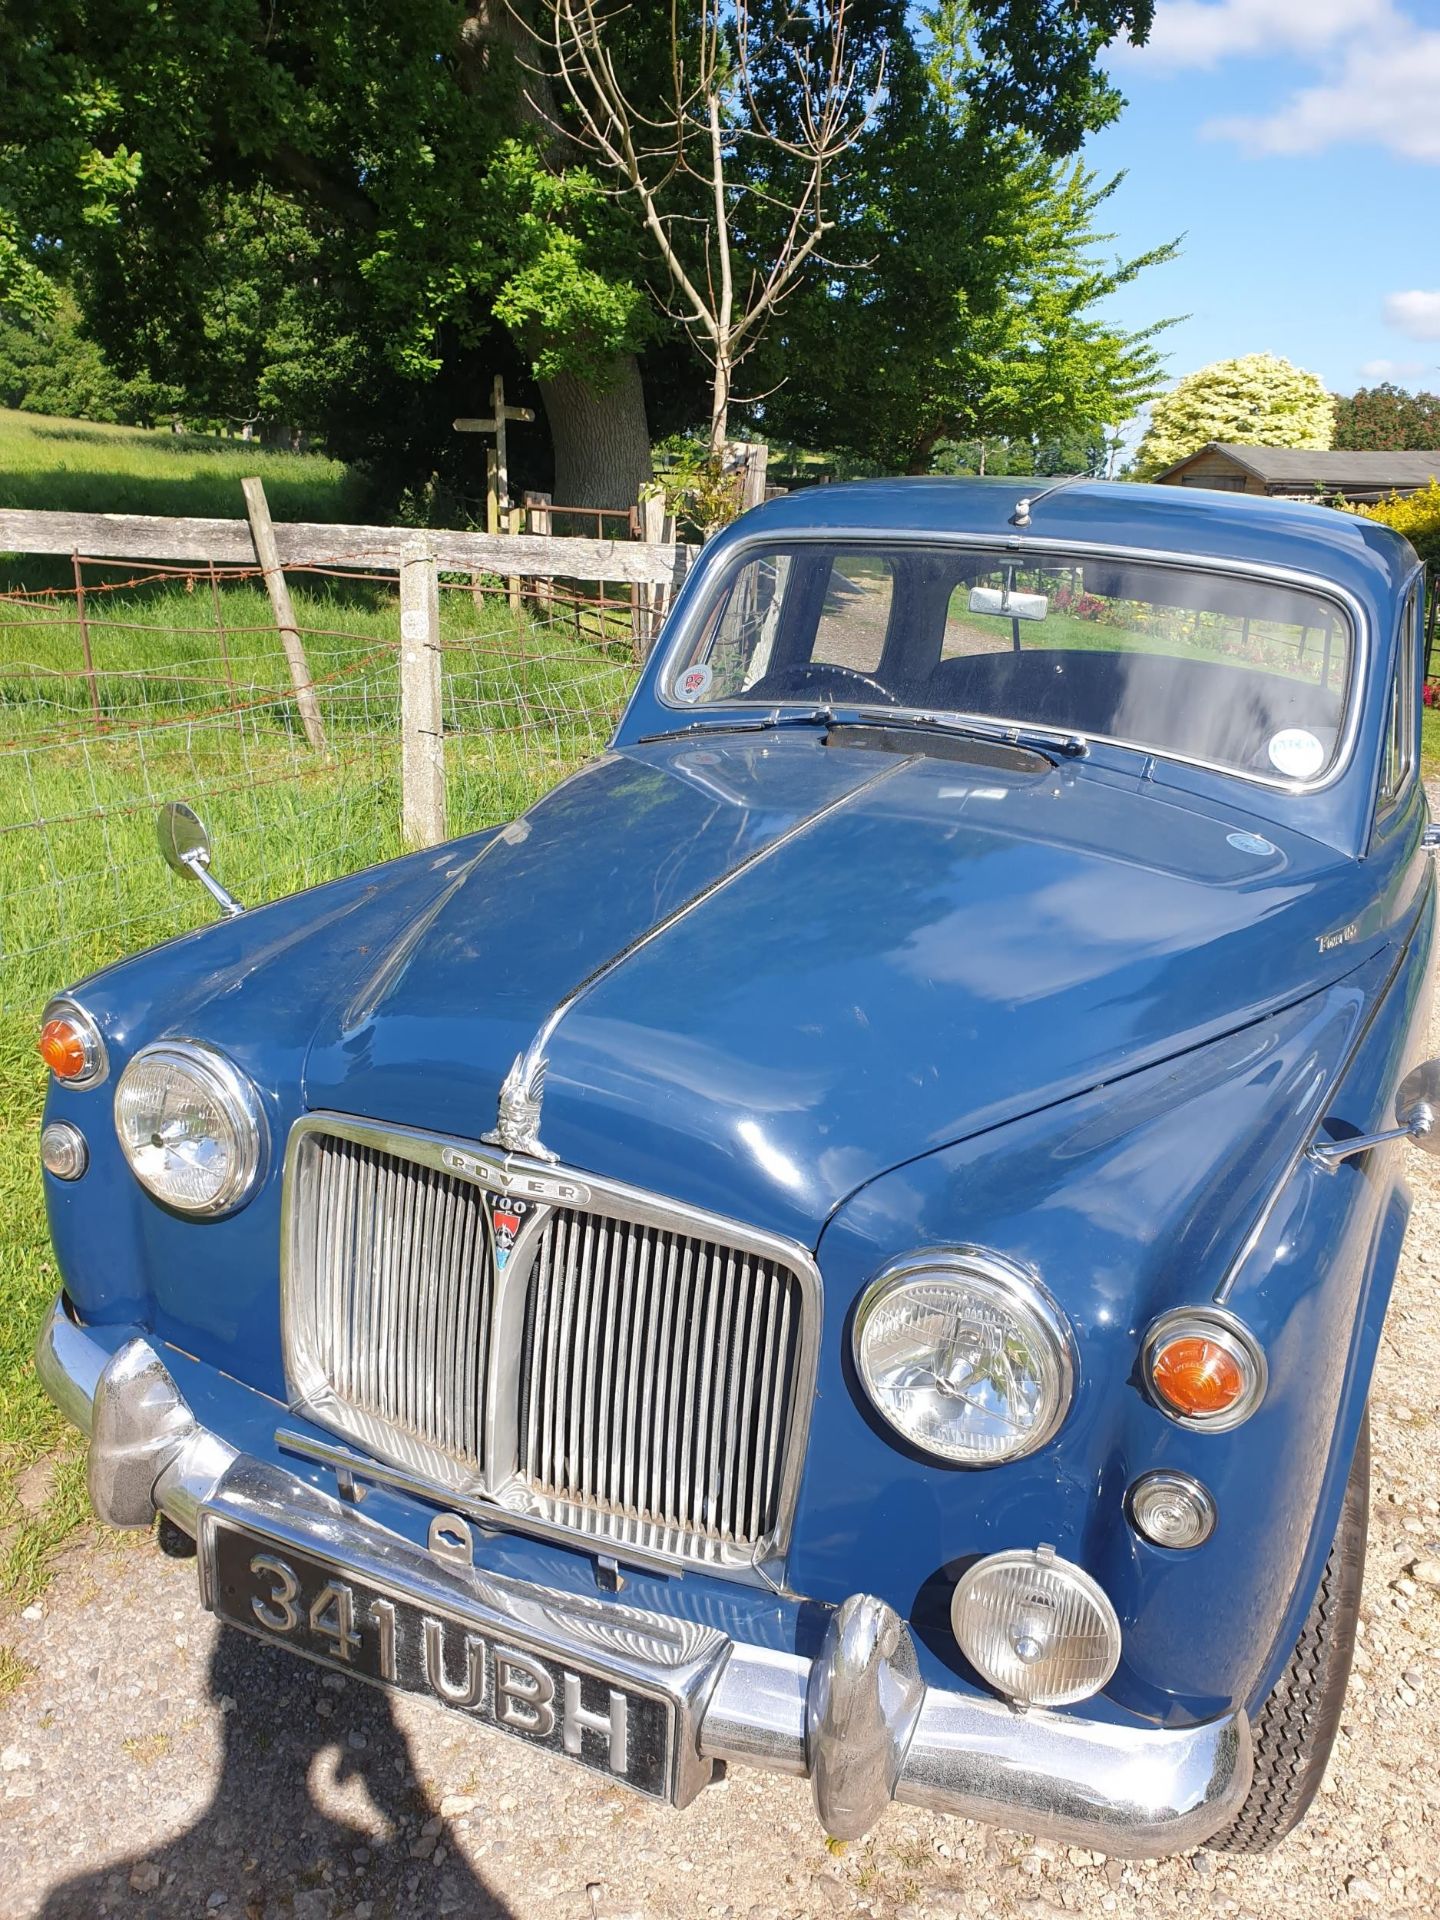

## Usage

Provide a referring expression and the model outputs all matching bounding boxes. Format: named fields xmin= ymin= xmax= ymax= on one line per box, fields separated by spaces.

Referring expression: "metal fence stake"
xmin=71 ymin=552 xmax=104 ymax=731
xmin=399 ymin=538 xmax=446 ymax=848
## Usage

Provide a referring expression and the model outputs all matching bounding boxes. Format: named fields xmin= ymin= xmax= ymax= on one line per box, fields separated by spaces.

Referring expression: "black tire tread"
xmin=1211 ymin=1412 xmax=1369 ymax=1853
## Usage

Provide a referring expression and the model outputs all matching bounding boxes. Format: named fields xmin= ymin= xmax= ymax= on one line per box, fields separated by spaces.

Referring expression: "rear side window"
xmin=1379 ymin=583 xmax=1419 ymax=808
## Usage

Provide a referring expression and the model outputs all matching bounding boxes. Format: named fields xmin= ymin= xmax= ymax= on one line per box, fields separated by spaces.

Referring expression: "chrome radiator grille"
xmin=282 ymin=1117 xmax=819 ymax=1574
xmin=285 ymin=1133 xmax=494 ymax=1483
xmin=518 ymin=1210 xmax=804 ymax=1561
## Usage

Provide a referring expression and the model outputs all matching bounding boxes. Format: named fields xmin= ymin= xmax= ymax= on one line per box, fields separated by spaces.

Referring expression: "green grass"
xmin=0 ymin=406 xmax=365 ymax=528
xmin=0 ymin=559 xmax=636 ymax=1602
xmin=1423 ymin=704 xmax=1439 ymax=781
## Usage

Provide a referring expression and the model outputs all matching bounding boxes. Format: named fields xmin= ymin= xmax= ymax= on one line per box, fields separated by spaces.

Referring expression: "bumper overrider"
xmin=37 ymin=1299 xmax=1251 ymax=1854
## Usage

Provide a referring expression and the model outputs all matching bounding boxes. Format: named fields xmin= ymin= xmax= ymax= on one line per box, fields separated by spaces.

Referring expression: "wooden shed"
xmin=1154 ymin=445 xmax=1440 ymax=503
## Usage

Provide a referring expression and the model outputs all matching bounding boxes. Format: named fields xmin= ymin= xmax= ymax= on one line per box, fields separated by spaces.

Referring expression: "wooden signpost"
xmin=453 ymin=375 xmax=537 ymax=534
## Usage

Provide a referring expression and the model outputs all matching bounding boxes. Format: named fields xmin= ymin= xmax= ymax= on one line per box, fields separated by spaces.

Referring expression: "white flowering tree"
xmin=1135 ymin=353 xmax=1335 ymax=477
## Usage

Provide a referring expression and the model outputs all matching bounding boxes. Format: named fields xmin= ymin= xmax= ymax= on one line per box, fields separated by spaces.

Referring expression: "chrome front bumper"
xmin=37 ymin=1299 xmax=1251 ymax=1854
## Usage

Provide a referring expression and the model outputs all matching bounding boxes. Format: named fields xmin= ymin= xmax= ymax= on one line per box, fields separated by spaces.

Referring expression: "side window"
xmin=1379 ymin=584 xmax=1419 ymax=808
xmin=812 ymin=558 xmax=894 ymax=674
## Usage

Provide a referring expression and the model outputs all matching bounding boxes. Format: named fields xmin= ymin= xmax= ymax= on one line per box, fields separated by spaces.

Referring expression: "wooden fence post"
xmin=739 ymin=442 xmax=768 ymax=513
xmin=636 ymin=487 xmax=674 ymax=657
xmin=399 ymin=538 xmax=446 ymax=848
xmin=525 ymin=492 xmax=553 ymax=619
xmin=507 ymin=505 xmax=524 ymax=613
xmin=241 ymin=476 xmax=327 ymax=753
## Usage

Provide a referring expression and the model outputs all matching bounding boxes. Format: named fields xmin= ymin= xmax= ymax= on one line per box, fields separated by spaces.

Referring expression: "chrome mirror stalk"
xmin=157 ymin=801 xmax=244 ymax=917
xmin=1310 ymin=1058 xmax=1440 ymax=1170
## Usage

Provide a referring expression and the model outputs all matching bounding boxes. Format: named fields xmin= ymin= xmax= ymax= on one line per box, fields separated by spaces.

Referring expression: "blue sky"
xmin=1084 ymin=0 xmax=1440 ymax=411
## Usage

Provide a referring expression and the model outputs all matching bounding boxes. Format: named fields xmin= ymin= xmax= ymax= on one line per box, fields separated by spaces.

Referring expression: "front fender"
xmin=792 ymin=889 xmax=1434 ymax=1726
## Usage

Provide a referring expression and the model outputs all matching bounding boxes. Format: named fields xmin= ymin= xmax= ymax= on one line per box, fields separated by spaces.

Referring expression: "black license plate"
xmin=205 ymin=1521 xmax=675 ymax=1798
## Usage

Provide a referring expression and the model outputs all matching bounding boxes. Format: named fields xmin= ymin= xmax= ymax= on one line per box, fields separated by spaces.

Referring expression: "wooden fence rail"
xmin=0 ymin=506 xmax=693 ymax=589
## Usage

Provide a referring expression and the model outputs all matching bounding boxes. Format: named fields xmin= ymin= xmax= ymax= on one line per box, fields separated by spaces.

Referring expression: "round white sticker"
xmin=1267 ymin=728 xmax=1325 ymax=780
xmin=675 ymin=663 xmax=713 ymax=704
xmin=1226 ymin=830 xmax=1276 ymax=857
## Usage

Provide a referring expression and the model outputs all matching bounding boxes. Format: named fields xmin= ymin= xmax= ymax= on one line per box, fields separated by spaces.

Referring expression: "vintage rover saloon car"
xmin=35 ymin=479 xmax=1439 ymax=1857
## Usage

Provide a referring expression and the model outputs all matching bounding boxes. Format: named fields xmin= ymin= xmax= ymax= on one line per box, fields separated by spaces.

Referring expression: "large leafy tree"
xmin=755 ymin=11 xmax=1174 ymax=471
xmin=0 ymin=1 xmax=1157 ymax=506
xmin=1332 ymin=383 xmax=1440 ymax=453
xmin=0 ymin=0 xmax=654 ymax=505
xmin=1134 ymin=354 xmax=1335 ymax=478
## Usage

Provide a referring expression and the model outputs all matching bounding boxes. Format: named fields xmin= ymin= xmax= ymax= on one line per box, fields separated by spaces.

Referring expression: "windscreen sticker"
xmin=675 ymin=663 xmax=713 ymax=704
xmin=1267 ymin=728 xmax=1325 ymax=779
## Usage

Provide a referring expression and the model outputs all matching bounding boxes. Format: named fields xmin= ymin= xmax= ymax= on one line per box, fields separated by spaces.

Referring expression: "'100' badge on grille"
xmin=489 ymin=1193 xmax=527 ymax=1269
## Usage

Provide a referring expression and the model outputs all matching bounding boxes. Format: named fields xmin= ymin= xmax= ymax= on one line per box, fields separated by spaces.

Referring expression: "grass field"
xmin=0 ymin=406 xmax=365 ymax=534
xmin=0 ymin=553 xmax=636 ymax=1609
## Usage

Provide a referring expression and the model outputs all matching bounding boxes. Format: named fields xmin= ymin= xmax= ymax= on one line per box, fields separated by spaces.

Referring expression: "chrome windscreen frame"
xmin=279 ymin=1111 xmax=823 ymax=1587
xmin=649 ymin=529 xmax=1371 ymax=800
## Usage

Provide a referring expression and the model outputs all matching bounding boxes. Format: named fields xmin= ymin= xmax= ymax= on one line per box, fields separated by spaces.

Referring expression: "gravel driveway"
xmin=3 ymin=1012 xmax=1438 ymax=1920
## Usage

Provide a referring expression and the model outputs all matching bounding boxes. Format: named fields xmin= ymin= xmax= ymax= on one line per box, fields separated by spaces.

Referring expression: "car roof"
xmin=729 ymin=477 xmax=1421 ymax=609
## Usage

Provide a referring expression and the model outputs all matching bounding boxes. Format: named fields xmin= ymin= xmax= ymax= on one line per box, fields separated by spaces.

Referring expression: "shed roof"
xmin=1156 ymin=444 xmax=1440 ymax=496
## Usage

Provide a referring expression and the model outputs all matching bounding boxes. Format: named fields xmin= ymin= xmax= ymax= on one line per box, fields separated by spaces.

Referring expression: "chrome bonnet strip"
xmin=509 ymin=749 xmax=916 ymax=1087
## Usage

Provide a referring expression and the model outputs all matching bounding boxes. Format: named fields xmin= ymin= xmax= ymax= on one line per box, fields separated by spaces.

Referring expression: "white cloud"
xmin=1207 ymin=25 xmax=1440 ymax=160
xmin=1137 ymin=0 xmax=1392 ymax=71
xmin=1383 ymin=291 xmax=1440 ymax=341
xmin=1359 ymin=357 xmax=1430 ymax=379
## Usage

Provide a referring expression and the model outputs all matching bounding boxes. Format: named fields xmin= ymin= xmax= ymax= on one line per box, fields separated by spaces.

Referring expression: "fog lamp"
xmin=1128 ymin=1470 xmax=1216 ymax=1550
xmin=950 ymin=1545 xmax=1121 ymax=1708
xmin=38 ymin=999 xmax=107 ymax=1088
xmin=1142 ymin=1308 xmax=1266 ymax=1431
xmin=41 ymin=1120 xmax=89 ymax=1181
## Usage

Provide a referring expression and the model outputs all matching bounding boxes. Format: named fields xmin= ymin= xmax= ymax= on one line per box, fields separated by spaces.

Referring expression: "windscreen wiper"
xmin=636 ymin=707 xmax=836 ymax=744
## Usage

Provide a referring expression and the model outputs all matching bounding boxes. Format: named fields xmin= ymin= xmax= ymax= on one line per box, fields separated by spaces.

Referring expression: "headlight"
xmin=114 ymin=1041 xmax=266 ymax=1217
xmin=852 ymin=1249 xmax=1075 ymax=1465
xmin=951 ymin=1545 xmax=1121 ymax=1707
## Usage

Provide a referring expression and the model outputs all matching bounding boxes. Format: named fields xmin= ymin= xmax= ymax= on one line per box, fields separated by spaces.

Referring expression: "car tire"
xmin=1211 ymin=1410 xmax=1369 ymax=1853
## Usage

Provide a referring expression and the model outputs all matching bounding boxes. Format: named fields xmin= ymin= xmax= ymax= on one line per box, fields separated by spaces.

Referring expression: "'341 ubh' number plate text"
xmin=205 ymin=1520 xmax=675 ymax=1798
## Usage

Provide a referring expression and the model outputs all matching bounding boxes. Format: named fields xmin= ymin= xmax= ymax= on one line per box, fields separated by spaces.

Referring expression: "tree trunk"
xmin=539 ymin=356 xmax=652 ymax=510
xmin=708 ymin=351 xmax=732 ymax=455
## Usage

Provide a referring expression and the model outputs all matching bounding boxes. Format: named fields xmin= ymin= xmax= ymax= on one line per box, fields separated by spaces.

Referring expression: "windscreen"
xmin=664 ymin=546 xmax=1355 ymax=783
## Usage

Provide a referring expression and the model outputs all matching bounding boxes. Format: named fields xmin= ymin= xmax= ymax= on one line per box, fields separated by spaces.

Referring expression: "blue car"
xmin=35 ymin=478 xmax=1439 ymax=1857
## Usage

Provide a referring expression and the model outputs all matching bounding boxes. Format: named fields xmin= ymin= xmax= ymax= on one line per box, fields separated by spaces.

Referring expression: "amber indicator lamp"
xmin=39 ymin=1017 xmax=92 ymax=1082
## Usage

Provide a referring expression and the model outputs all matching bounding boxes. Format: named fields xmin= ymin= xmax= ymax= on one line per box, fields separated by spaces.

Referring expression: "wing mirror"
xmin=157 ymin=802 xmax=244 ymax=918
xmin=1310 ymin=1058 xmax=1440 ymax=1171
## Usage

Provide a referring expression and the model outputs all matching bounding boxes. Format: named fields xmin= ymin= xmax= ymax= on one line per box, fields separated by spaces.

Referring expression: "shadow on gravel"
xmin=38 ymin=1625 xmax=515 ymax=1920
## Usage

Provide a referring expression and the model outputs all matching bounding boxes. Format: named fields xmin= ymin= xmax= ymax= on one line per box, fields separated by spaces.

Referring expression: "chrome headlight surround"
xmin=852 ymin=1247 xmax=1076 ymax=1467
xmin=114 ymin=1040 xmax=267 ymax=1219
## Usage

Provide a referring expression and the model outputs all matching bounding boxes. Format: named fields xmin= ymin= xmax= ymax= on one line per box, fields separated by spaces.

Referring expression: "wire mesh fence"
xmin=0 ymin=554 xmax=643 ymax=1014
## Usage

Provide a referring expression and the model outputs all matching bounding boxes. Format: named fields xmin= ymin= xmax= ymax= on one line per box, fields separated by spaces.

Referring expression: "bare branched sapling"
xmin=528 ymin=0 xmax=883 ymax=450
